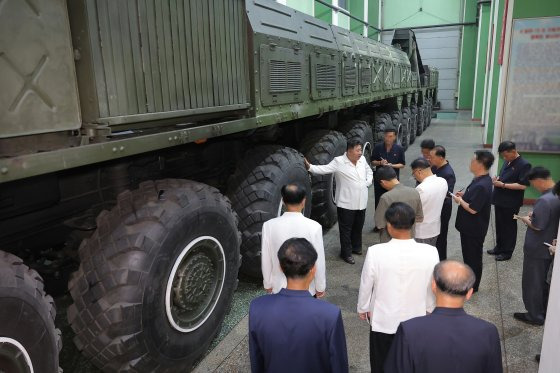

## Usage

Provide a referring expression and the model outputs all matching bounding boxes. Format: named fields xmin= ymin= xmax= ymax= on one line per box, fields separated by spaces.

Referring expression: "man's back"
xmin=385 ymin=308 xmax=502 ymax=373
xmin=375 ymin=184 xmax=423 ymax=243
xmin=261 ymin=212 xmax=325 ymax=294
xmin=358 ymin=239 xmax=439 ymax=333
xmin=415 ymin=175 xmax=449 ymax=239
xmin=249 ymin=289 xmax=348 ymax=373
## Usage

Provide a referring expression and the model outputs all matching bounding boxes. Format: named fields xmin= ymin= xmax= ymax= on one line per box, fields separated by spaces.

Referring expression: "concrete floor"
xmin=193 ymin=112 xmax=544 ymax=373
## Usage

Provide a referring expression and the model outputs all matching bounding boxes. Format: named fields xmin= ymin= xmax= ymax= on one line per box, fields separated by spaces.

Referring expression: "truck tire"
xmin=402 ymin=107 xmax=412 ymax=149
xmin=67 ymin=179 xmax=241 ymax=372
xmin=300 ymin=130 xmax=346 ymax=228
xmin=389 ymin=110 xmax=405 ymax=148
xmin=339 ymin=120 xmax=374 ymax=162
xmin=374 ymin=113 xmax=393 ymax=143
xmin=410 ymin=105 xmax=418 ymax=143
xmin=228 ymin=146 xmax=312 ymax=278
xmin=422 ymin=103 xmax=429 ymax=131
xmin=416 ymin=104 xmax=425 ymax=136
xmin=426 ymin=101 xmax=433 ymax=126
xmin=0 ymin=251 xmax=61 ymax=373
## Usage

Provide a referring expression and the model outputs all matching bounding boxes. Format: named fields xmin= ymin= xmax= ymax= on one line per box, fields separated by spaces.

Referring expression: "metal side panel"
xmin=70 ymin=0 xmax=249 ymax=125
xmin=311 ymin=52 xmax=339 ymax=100
xmin=0 ymin=0 xmax=81 ymax=138
xmin=372 ymin=59 xmax=383 ymax=92
xmin=259 ymin=45 xmax=307 ymax=106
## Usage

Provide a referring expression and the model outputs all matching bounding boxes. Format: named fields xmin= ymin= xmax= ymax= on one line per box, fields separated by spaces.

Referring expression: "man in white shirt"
xmin=357 ymin=202 xmax=439 ymax=373
xmin=305 ymin=139 xmax=374 ymax=265
xmin=261 ymin=184 xmax=326 ymax=296
xmin=411 ymin=157 xmax=449 ymax=246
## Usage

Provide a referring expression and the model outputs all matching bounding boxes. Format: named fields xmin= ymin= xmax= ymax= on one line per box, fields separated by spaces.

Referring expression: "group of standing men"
xmin=249 ymin=126 xmax=559 ymax=372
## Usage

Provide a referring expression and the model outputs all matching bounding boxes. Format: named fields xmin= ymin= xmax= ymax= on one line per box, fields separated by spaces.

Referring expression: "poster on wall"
xmin=501 ymin=16 xmax=560 ymax=153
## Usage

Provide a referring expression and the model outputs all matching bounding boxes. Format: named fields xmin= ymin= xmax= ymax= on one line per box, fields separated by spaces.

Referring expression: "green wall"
xmin=383 ymin=0 xmax=461 ymax=28
xmin=315 ymin=0 xmax=332 ymax=23
xmin=285 ymin=0 xmax=314 ymax=15
xmin=349 ymin=0 xmax=365 ymax=34
xmin=368 ymin=0 xmax=380 ymax=39
xmin=457 ymin=0 xmax=478 ymax=109
xmin=472 ymin=3 xmax=490 ymax=119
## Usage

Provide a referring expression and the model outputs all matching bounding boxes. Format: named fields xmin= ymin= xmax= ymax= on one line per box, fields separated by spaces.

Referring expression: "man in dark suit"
xmin=384 ymin=260 xmax=503 ymax=373
xmin=453 ymin=150 xmax=494 ymax=292
xmin=487 ymin=141 xmax=531 ymax=261
xmin=249 ymin=238 xmax=349 ymax=373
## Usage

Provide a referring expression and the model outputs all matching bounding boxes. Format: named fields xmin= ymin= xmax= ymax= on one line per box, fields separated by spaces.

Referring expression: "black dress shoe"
xmin=340 ymin=255 xmax=355 ymax=264
xmin=487 ymin=248 xmax=499 ymax=255
xmin=495 ymin=254 xmax=512 ymax=261
xmin=535 ymin=354 xmax=540 ymax=363
xmin=513 ymin=312 xmax=544 ymax=326
xmin=372 ymin=227 xmax=380 ymax=233
xmin=352 ymin=249 xmax=363 ymax=255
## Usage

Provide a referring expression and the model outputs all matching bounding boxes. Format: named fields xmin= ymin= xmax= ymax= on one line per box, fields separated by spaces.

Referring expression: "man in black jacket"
xmin=487 ymin=141 xmax=531 ymax=261
xmin=384 ymin=260 xmax=502 ymax=373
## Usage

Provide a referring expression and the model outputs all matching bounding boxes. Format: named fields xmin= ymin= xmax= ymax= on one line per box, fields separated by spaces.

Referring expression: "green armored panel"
xmin=383 ymin=61 xmax=393 ymax=91
xmin=68 ymin=0 xmax=249 ymax=125
xmin=260 ymin=44 xmax=306 ymax=106
xmin=349 ymin=33 xmax=372 ymax=95
xmin=310 ymin=52 xmax=339 ymax=100
xmin=331 ymin=26 xmax=358 ymax=97
xmin=392 ymin=63 xmax=401 ymax=89
xmin=372 ymin=59 xmax=383 ymax=92
xmin=0 ymin=0 xmax=80 ymax=138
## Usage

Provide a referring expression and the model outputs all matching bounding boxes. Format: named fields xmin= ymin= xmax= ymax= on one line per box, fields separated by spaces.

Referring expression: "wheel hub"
xmin=165 ymin=236 xmax=226 ymax=332
xmin=0 ymin=337 xmax=34 ymax=373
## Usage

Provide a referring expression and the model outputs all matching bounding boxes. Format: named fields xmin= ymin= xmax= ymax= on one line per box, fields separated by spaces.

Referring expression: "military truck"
xmin=0 ymin=0 xmax=438 ymax=371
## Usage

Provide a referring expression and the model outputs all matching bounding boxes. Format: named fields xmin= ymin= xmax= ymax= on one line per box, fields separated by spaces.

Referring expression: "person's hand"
xmin=452 ymin=194 xmax=462 ymax=204
xmin=265 ymin=288 xmax=272 ymax=294
xmin=492 ymin=176 xmax=499 ymax=183
xmin=549 ymin=239 xmax=557 ymax=256
xmin=456 ymin=191 xmax=465 ymax=198
xmin=528 ymin=211 xmax=533 ymax=218
xmin=380 ymin=159 xmax=389 ymax=166
xmin=519 ymin=216 xmax=531 ymax=226
xmin=304 ymin=158 xmax=310 ymax=170
xmin=316 ymin=291 xmax=325 ymax=298
xmin=358 ymin=312 xmax=372 ymax=321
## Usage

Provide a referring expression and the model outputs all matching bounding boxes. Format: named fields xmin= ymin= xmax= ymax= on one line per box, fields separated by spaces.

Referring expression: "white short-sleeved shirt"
xmin=415 ymin=174 xmax=449 ymax=239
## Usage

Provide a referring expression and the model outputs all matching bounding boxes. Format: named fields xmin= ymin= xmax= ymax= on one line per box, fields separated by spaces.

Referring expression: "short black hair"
xmin=498 ymin=141 xmax=516 ymax=153
xmin=281 ymin=184 xmax=306 ymax=205
xmin=277 ymin=238 xmax=318 ymax=279
xmin=432 ymin=145 xmax=446 ymax=158
xmin=433 ymin=261 xmax=476 ymax=296
xmin=411 ymin=157 xmax=431 ymax=170
xmin=553 ymin=180 xmax=560 ymax=196
xmin=375 ymin=166 xmax=397 ymax=183
xmin=347 ymin=139 xmax=362 ymax=151
xmin=420 ymin=138 xmax=435 ymax=150
xmin=474 ymin=150 xmax=494 ymax=170
xmin=527 ymin=166 xmax=551 ymax=181
xmin=385 ymin=202 xmax=415 ymax=230
xmin=384 ymin=126 xmax=397 ymax=135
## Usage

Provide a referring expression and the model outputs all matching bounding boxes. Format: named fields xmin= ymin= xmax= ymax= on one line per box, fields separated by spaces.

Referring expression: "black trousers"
xmin=373 ymin=181 xmax=386 ymax=209
xmin=337 ymin=207 xmax=366 ymax=257
xmin=435 ymin=201 xmax=452 ymax=260
xmin=370 ymin=330 xmax=395 ymax=373
xmin=460 ymin=233 xmax=485 ymax=291
xmin=522 ymin=256 xmax=552 ymax=322
xmin=494 ymin=205 xmax=521 ymax=255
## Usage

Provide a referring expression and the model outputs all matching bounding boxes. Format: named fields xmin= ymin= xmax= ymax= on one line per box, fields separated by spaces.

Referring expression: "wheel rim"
xmin=331 ymin=175 xmax=337 ymax=204
xmin=363 ymin=141 xmax=372 ymax=163
xmin=397 ymin=125 xmax=404 ymax=146
xmin=0 ymin=337 xmax=34 ymax=373
xmin=165 ymin=236 xmax=226 ymax=333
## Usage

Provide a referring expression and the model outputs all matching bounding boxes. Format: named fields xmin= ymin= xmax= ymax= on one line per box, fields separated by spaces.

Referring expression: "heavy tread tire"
xmin=0 ymin=251 xmax=61 ymax=373
xmin=389 ymin=111 xmax=405 ymax=147
xmin=339 ymin=120 xmax=375 ymax=162
xmin=416 ymin=104 xmax=425 ymax=136
xmin=402 ymin=107 xmax=412 ymax=149
xmin=300 ymin=130 xmax=346 ymax=228
xmin=67 ymin=179 xmax=241 ymax=372
xmin=228 ymin=146 xmax=312 ymax=278
xmin=374 ymin=112 xmax=393 ymax=144
xmin=410 ymin=105 xmax=419 ymax=142
xmin=422 ymin=103 xmax=429 ymax=130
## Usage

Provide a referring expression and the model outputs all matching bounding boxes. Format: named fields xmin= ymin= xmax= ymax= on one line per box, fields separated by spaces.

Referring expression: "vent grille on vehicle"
xmin=361 ymin=67 xmax=372 ymax=86
xmin=344 ymin=65 xmax=357 ymax=88
xmin=316 ymin=64 xmax=336 ymax=90
xmin=269 ymin=60 xmax=302 ymax=93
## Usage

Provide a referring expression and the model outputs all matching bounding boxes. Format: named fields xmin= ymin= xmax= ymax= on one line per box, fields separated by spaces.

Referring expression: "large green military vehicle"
xmin=0 ymin=0 xmax=438 ymax=371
